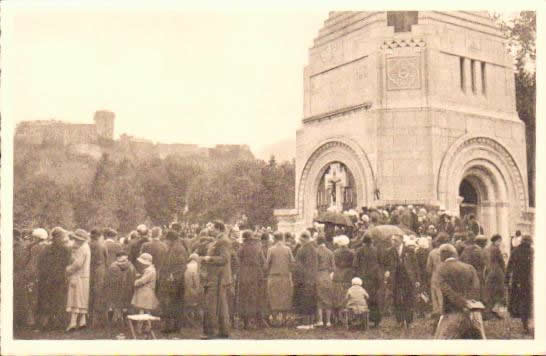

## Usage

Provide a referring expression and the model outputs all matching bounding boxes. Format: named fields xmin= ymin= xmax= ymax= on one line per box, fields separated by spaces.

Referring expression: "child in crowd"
xmin=345 ymin=277 xmax=369 ymax=330
xmin=131 ymin=253 xmax=159 ymax=333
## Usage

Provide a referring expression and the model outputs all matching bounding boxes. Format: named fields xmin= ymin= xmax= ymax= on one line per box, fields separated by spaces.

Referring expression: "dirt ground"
xmin=14 ymin=314 xmax=533 ymax=340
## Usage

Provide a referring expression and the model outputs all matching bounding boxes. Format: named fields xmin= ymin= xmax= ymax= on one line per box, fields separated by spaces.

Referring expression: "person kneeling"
xmin=434 ymin=244 xmax=486 ymax=339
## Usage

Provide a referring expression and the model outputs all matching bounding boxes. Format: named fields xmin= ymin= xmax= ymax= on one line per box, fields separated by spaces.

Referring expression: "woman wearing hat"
xmin=331 ymin=235 xmax=354 ymax=324
xmin=132 ymin=253 xmax=159 ymax=312
xmin=65 ymin=229 xmax=91 ymax=332
xmin=131 ymin=252 xmax=159 ymax=334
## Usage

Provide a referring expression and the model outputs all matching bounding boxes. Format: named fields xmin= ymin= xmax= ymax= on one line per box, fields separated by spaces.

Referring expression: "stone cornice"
xmin=302 ymin=102 xmax=373 ymax=124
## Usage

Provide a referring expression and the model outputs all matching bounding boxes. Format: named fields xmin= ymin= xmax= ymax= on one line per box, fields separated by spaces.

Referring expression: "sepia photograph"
xmin=1 ymin=1 xmax=544 ymax=354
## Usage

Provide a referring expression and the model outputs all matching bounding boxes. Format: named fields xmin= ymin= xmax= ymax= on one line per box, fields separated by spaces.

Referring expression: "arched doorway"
xmin=438 ymin=136 xmax=529 ymax=254
xmin=316 ymin=162 xmax=357 ymax=214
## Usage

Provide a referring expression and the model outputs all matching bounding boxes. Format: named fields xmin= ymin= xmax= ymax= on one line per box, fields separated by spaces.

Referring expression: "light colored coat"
xmin=66 ymin=242 xmax=91 ymax=313
xmin=131 ymin=264 xmax=159 ymax=311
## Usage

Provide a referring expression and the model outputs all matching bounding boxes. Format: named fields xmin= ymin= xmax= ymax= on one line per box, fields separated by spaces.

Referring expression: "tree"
xmin=498 ymin=11 xmax=536 ymax=206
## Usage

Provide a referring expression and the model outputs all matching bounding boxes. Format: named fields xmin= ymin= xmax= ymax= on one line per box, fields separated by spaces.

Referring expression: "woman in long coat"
xmin=315 ymin=236 xmax=335 ymax=327
xmin=65 ymin=229 xmax=91 ymax=332
xmin=293 ymin=232 xmax=318 ymax=329
xmin=266 ymin=232 xmax=295 ymax=326
xmin=506 ymin=235 xmax=533 ymax=333
xmin=237 ymin=231 xmax=267 ymax=329
xmin=37 ymin=227 xmax=71 ymax=330
xmin=484 ymin=234 xmax=506 ymax=316
xmin=331 ymin=236 xmax=354 ymax=322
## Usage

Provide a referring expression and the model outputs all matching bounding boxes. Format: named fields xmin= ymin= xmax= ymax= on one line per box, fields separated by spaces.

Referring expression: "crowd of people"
xmin=13 ymin=205 xmax=534 ymax=339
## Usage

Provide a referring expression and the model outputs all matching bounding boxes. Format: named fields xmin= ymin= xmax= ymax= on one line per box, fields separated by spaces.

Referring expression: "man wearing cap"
xmin=506 ymin=235 xmax=533 ymax=334
xmin=65 ymin=229 xmax=92 ymax=332
xmin=201 ymin=220 xmax=232 ymax=339
xmin=158 ymin=230 xmax=188 ymax=333
xmin=434 ymin=244 xmax=483 ymax=339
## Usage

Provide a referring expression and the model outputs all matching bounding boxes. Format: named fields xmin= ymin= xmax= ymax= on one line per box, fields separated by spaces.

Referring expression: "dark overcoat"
xmin=37 ymin=242 xmax=71 ymax=317
xmin=484 ymin=244 xmax=505 ymax=306
xmin=157 ymin=239 xmax=188 ymax=315
xmin=89 ymin=239 xmax=109 ymax=313
xmin=386 ymin=245 xmax=421 ymax=323
xmin=506 ymin=242 xmax=533 ymax=319
xmin=237 ymin=238 xmax=266 ymax=316
xmin=293 ymin=241 xmax=318 ymax=315
xmin=106 ymin=260 xmax=136 ymax=309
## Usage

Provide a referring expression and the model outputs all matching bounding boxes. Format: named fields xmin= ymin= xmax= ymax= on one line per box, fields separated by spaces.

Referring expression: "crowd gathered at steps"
xmin=13 ymin=204 xmax=533 ymax=339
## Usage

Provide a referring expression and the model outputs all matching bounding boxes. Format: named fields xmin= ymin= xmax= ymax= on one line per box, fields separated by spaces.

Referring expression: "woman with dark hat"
xmin=484 ymin=234 xmax=506 ymax=318
xmin=506 ymin=235 xmax=533 ymax=334
xmin=65 ymin=229 xmax=91 ymax=332
xmin=237 ymin=230 xmax=267 ymax=329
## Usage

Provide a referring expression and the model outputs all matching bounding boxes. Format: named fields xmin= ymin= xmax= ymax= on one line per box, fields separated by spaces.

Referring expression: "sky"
xmin=1 ymin=2 xmax=529 ymax=157
xmin=2 ymin=2 xmax=328 ymax=155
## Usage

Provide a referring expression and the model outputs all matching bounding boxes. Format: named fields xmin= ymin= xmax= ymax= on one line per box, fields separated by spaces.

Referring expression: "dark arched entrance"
xmin=459 ymin=178 xmax=478 ymax=219
xmin=316 ymin=162 xmax=357 ymax=214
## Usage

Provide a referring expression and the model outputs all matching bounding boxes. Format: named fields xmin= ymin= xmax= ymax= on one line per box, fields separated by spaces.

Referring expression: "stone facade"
xmin=276 ymin=11 xmax=534 ymax=254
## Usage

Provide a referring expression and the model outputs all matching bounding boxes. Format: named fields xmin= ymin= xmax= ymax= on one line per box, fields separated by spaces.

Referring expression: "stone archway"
xmin=297 ymin=138 xmax=375 ymax=226
xmin=437 ymin=135 xmax=528 ymax=253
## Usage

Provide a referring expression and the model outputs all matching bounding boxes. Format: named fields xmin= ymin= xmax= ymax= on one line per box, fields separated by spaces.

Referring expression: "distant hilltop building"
xmin=15 ymin=110 xmax=254 ymax=162
xmin=15 ymin=110 xmax=115 ymax=145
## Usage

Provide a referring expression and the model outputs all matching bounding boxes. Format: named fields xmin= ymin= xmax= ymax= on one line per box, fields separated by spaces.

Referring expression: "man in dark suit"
xmin=434 ymin=244 xmax=483 ymax=339
xmin=201 ymin=220 xmax=232 ymax=339
xmin=128 ymin=224 xmax=149 ymax=265
xmin=385 ymin=234 xmax=421 ymax=329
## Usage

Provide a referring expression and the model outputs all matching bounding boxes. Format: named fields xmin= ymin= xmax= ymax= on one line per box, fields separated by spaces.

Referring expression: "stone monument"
xmin=275 ymin=11 xmax=534 ymax=253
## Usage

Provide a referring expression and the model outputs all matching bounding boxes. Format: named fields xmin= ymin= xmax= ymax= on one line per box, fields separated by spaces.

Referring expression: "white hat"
xmin=137 ymin=252 xmax=153 ymax=265
xmin=417 ymin=237 xmax=430 ymax=249
xmin=32 ymin=228 xmax=48 ymax=240
xmin=333 ymin=235 xmax=350 ymax=247
xmin=361 ymin=214 xmax=370 ymax=223
xmin=405 ymin=239 xmax=417 ymax=248
xmin=351 ymin=277 xmax=363 ymax=286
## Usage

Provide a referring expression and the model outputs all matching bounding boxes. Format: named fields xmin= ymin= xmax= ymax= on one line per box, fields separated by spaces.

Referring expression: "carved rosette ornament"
xmin=386 ymin=56 xmax=421 ymax=90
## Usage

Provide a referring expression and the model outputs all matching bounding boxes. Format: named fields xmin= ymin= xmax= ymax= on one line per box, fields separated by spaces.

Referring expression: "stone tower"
xmin=275 ymin=11 xmax=534 ymax=254
xmin=94 ymin=110 xmax=115 ymax=140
